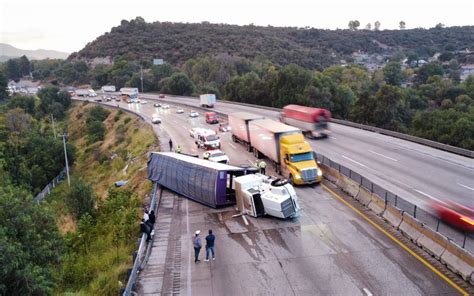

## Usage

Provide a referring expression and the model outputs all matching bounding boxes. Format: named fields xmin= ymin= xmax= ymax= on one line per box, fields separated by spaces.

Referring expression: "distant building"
xmin=460 ymin=64 xmax=474 ymax=81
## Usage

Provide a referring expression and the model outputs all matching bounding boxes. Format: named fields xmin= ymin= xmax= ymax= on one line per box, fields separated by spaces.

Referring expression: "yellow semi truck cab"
xmin=280 ymin=134 xmax=322 ymax=185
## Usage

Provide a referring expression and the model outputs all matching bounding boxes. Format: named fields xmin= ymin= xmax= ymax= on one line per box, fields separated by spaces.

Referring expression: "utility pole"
xmin=50 ymin=114 xmax=57 ymax=138
xmin=140 ymin=65 xmax=144 ymax=94
xmin=60 ymin=133 xmax=71 ymax=187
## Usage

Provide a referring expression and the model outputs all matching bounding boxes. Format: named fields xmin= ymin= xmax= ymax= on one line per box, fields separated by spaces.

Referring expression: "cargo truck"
xmin=76 ymin=88 xmax=96 ymax=97
xmin=205 ymin=112 xmax=219 ymax=124
xmin=200 ymin=94 xmax=216 ymax=108
xmin=148 ymin=152 xmax=300 ymax=218
xmin=120 ymin=87 xmax=139 ymax=99
xmin=280 ymin=105 xmax=331 ymax=138
xmin=229 ymin=113 xmax=322 ymax=185
xmin=101 ymin=85 xmax=116 ymax=92
xmin=228 ymin=112 xmax=264 ymax=151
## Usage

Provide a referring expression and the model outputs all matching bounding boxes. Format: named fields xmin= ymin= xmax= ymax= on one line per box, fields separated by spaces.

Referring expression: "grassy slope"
xmin=48 ymin=101 xmax=158 ymax=294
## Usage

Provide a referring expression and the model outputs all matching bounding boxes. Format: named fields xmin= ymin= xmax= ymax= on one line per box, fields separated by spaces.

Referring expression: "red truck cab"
xmin=205 ymin=112 xmax=219 ymax=124
xmin=281 ymin=105 xmax=331 ymax=138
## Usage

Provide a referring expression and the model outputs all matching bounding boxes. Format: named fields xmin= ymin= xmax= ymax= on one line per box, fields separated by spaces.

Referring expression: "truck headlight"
xmin=295 ymin=174 xmax=301 ymax=179
xmin=317 ymin=169 xmax=322 ymax=177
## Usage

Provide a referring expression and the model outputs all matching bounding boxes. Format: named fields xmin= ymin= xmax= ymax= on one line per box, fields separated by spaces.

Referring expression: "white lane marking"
xmin=341 ymin=155 xmax=369 ymax=168
xmin=369 ymin=149 xmax=398 ymax=162
xmin=330 ymin=136 xmax=337 ymax=139
xmin=186 ymin=199 xmax=192 ymax=296
xmin=413 ymin=189 xmax=444 ymax=203
xmin=242 ymin=215 xmax=249 ymax=226
xmin=457 ymin=183 xmax=474 ymax=191
xmin=229 ymin=143 xmax=236 ymax=149
xmin=362 ymin=288 xmax=373 ymax=296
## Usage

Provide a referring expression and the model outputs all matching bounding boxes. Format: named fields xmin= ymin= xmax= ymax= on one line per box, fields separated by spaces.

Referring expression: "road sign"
xmin=153 ymin=59 xmax=164 ymax=65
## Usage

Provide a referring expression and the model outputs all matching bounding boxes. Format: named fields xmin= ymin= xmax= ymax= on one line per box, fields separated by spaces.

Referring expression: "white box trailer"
xmin=228 ymin=112 xmax=264 ymax=151
xmin=101 ymin=85 xmax=116 ymax=92
xmin=120 ymin=87 xmax=139 ymax=99
xmin=76 ymin=88 xmax=96 ymax=97
xmin=248 ymin=119 xmax=300 ymax=163
xmin=200 ymin=94 xmax=216 ymax=108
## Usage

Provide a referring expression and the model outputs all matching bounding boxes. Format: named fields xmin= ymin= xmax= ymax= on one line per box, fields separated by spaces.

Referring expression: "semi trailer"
xmin=200 ymin=94 xmax=216 ymax=108
xmin=280 ymin=104 xmax=331 ymax=138
xmin=229 ymin=113 xmax=322 ymax=185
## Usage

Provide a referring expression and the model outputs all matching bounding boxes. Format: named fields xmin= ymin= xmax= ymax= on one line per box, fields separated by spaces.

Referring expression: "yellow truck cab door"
xmin=280 ymin=152 xmax=291 ymax=180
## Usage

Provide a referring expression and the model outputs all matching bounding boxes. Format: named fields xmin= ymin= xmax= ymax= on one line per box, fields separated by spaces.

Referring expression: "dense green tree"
xmin=5 ymin=59 xmax=21 ymax=81
xmin=332 ymin=85 xmax=357 ymax=119
xmin=373 ymin=85 xmax=408 ymax=130
xmin=65 ymin=178 xmax=96 ymax=221
xmin=415 ymin=63 xmax=444 ymax=84
xmin=163 ymin=72 xmax=195 ymax=95
xmin=18 ymin=55 xmax=31 ymax=76
xmin=0 ymin=69 xmax=8 ymax=101
xmin=151 ymin=64 xmax=175 ymax=85
xmin=6 ymin=95 xmax=36 ymax=115
xmin=0 ymin=185 xmax=63 ymax=295
xmin=272 ymin=64 xmax=312 ymax=107
xmin=304 ymin=73 xmax=335 ymax=110
xmin=383 ymin=61 xmax=404 ymax=86
xmin=37 ymin=86 xmax=71 ymax=119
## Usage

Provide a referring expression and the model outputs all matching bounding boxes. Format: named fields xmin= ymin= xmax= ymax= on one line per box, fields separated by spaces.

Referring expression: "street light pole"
xmin=60 ymin=133 xmax=71 ymax=187
xmin=140 ymin=66 xmax=144 ymax=94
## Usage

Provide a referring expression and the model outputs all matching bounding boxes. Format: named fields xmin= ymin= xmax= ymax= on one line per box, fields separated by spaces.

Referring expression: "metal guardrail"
xmin=315 ymin=153 xmax=473 ymax=252
xmin=147 ymin=93 xmax=473 ymax=158
xmin=33 ymin=168 xmax=66 ymax=203
xmin=123 ymin=182 xmax=160 ymax=296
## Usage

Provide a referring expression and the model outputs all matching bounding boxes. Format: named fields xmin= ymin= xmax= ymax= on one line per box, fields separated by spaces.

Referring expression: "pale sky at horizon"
xmin=1 ymin=0 xmax=473 ymax=53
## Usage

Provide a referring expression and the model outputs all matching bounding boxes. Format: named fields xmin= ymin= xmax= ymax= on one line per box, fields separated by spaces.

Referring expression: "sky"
xmin=1 ymin=0 xmax=473 ymax=53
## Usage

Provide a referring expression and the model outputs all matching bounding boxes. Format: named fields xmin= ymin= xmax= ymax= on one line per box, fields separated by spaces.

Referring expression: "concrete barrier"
xmin=382 ymin=204 xmax=404 ymax=229
xmin=399 ymin=213 xmax=424 ymax=243
xmin=339 ymin=177 xmax=360 ymax=197
xmin=417 ymin=227 xmax=449 ymax=260
xmin=440 ymin=242 xmax=474 ymax=282
xmin=320 ymin=166 xmax=339 ymax=183
xmin=368 ymin=193 xmax=386 ymax=216
xmin=354 ymin=186 xmax=372 ymax=206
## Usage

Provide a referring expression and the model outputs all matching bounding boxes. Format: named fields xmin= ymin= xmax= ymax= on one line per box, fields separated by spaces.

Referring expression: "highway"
xmin=141 ymin=94 xmax=474 ymax=212
xmin=76 ymin=97 xmax=468 ymax=295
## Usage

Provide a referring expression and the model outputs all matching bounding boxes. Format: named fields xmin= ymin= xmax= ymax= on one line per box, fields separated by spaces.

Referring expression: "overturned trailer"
xmin=148 ymin=152 xmax=252 ymax=208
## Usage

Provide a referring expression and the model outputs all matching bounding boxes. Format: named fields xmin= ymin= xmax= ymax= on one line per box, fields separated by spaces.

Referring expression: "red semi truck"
xmin=280 ymin=105 xmax=331 ymax=138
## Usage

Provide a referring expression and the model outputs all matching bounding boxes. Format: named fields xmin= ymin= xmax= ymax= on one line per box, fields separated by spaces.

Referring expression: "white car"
xmin=141 ymin=100 xmax=147 ymax=104
xmin=151 ymin=115 xmax=162 ymax=124
xmin=162 ymin=104 xmax=170 ymax=109
xmin=189 ymin=111 xmax=199 ymax=118
xmin=153 ymin=103 xmax=161 ymax=107
xmin=176 ymin=108 xmax=184 ymax=114
xmin=203 ymin=150 xmax=229 ymax=164
xmin=189 ymin=127 xmax=206 ymax=138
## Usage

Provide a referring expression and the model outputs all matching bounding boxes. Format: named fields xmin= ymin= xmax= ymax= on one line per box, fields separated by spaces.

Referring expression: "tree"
xmin=383 ymin=61 xmax=404 ymax=86
xmin=37 ymin=86 xmax=72 ymax=118
xmin=65 ymin=178 xmax=96 ymax=221
xmin=399 ymin=21 xmax=406 ymax=30
xmin=0 ymin=69 xmax=8 ymax=101
xmin=365 ymin=23 xmax=372 ymax=30
xmin=332 ymin=85 xmax=356 ymax=119
xmin=6 ymin=95 xmax=36 ymax=114
xmin=348 ymin=20 xmax=360 ymax=31
xmin=272 ymin=64 xmax=312 ymax=107
xmin=373 ymin=85 xmax=407 ymax=130
xmin=415 ymin=63 xmax=444 ymax=85
xmin=18 ymin=55 xmax=31 ymax=76
xmin=5 ymin=59 xmax=21 ymax=82
xmin=374 ymin=21 xmax=381 ymax=31
xmin=0 ymin=185 xmax=63 ymax=295
xmin=163 ymin=72 xmax=195 ymax=95
xmin=435 ymin=23 xmax=445 ymax=29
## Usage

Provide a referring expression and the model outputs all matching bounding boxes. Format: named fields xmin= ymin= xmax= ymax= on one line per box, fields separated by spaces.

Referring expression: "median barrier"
xmin=417 ymin=227 xmax=449 ymax=260
xmin=382 ymin=204 xmax=404 ymax=229
xmin=440 ymin=242 xmax=474 ymax=282
xmin=399 ymin=213 xmax=424 ymax=243
xmin=354 ymin=186 xmax=372 ymax=206
xmin=368 ymin=193 xmax=386 ymax=216
xmin=340 ymin=177 xmax=360 ymax=198
xmin=320 ymin=165 xmax=339 ymax=183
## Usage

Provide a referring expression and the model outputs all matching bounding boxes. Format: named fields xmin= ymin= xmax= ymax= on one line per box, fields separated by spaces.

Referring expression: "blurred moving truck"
xmin=229 ymin=112 xmax=322 ymax=185
xmin=280 ymin=104 xmax=331 ymax=138
xmin=120 ymin=87 xmax=139 ymax=99
xmin=101 ymin=85 xmax=116 ymax=92
xmin=200 ymin=94 xmax=216 ymax=108
xmin=76 ymin=88 xmax=97 ymax=97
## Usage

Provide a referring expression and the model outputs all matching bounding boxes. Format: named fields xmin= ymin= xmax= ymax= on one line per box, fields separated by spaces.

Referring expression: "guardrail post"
xmin=413 ymin=205 xmax=417 ymax=218
xmin=394 ymin=195 xmax=398 ymax=207
xmin=462 ymin=233 xmax=466 ymax=248
xmin=349 ymin=170 xmax=352 ymax=179
xmin=370 ymin=182 xmax=373 ymax=193
xmin=436 ymin=219 xmax=440 ymax=232
xmin=384 ymin=192 xmax=387 ymax=205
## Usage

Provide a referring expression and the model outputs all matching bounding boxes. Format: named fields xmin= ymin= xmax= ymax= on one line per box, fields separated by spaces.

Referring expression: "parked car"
xmin=189 ymin=111 xmax=199 ymax=118
xmin=176 ymin=108 xmax=184 ymax=114
xmin=162 ymin=104 xmax=170 ymax=109
xmin=154 ymin=103 xmax=162 ymax=107
xmin=189 ymin=127 xmax=206 ymax=138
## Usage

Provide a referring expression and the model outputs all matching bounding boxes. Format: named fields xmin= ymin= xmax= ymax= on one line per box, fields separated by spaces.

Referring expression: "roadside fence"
xmin=33 ymin=168 xmax=66 ymax=203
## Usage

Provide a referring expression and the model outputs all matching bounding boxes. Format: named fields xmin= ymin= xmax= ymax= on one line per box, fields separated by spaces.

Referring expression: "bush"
xmin=124 ymin=117 xmax=131 ymax=124
xmin=86 ymin=121 xmax=106 ymax=143
xmin=88 ymin=106 xmax=110 ymax=122
xmin=65 ymin=178 xmax=96 ymax=221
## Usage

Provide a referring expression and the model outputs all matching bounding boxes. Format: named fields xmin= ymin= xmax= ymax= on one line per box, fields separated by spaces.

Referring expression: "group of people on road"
xmin=169 ymin=139 xmax=182 ymax=153
xmin=140 ymin=209 xmax=156 ymax=243
xmin=192 ymin=229 xmax=216 ymax=263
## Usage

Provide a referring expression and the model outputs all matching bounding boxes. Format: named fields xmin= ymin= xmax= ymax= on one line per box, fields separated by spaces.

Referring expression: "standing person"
xmin=140 ymin=219 xmax=151 ymax=242
xmin=192 ymin=230 xmax=202 ymax=263
xmin=258 ymin=161 xmax=267 ymax=175
xmin=205 ymin=229 xmax=216 ymax=262
xmin=169 ymin=139 xmax=173 ymax=151
xmin=148 ymin=210 xmax=156 ymax=225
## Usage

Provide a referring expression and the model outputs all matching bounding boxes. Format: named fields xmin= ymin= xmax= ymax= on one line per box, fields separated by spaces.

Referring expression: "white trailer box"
xmin=101 ymin=85 xmax=116 ymax=92
xmin=76 ymin=89 xmax=90 ymax=97
xmin=228 ymin=112 xmax=264 ymax=144
xmin=248 ymin=119 xmax=300 ymax=163
xmin=200 ymin=94 xmax=216 ymax=108
xmin=120 ymin=87 xmax=139 ymax=99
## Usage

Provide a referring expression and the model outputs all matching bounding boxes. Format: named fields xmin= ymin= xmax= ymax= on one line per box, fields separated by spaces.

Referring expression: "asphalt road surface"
xmin=75 ymin=97 xmax=466 ymax=295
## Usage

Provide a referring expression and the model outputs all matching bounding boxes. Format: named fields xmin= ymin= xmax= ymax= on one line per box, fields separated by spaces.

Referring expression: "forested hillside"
xmin=70 ymin=17 xmax=474 ymax=69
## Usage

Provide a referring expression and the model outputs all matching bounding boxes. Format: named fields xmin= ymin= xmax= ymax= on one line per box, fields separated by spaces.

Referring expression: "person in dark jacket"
xmin=140 ymin=219 xmax=151 ymax=242
xmin=169 ymin=139 xmax=173 ymax=151
xmin=192 ymin=230 xmax=202 ymax=263
xmin=205 ymin=229 xmax=216 ymax=261
xmin=148 ymin=210 xmax=156 ymax=225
